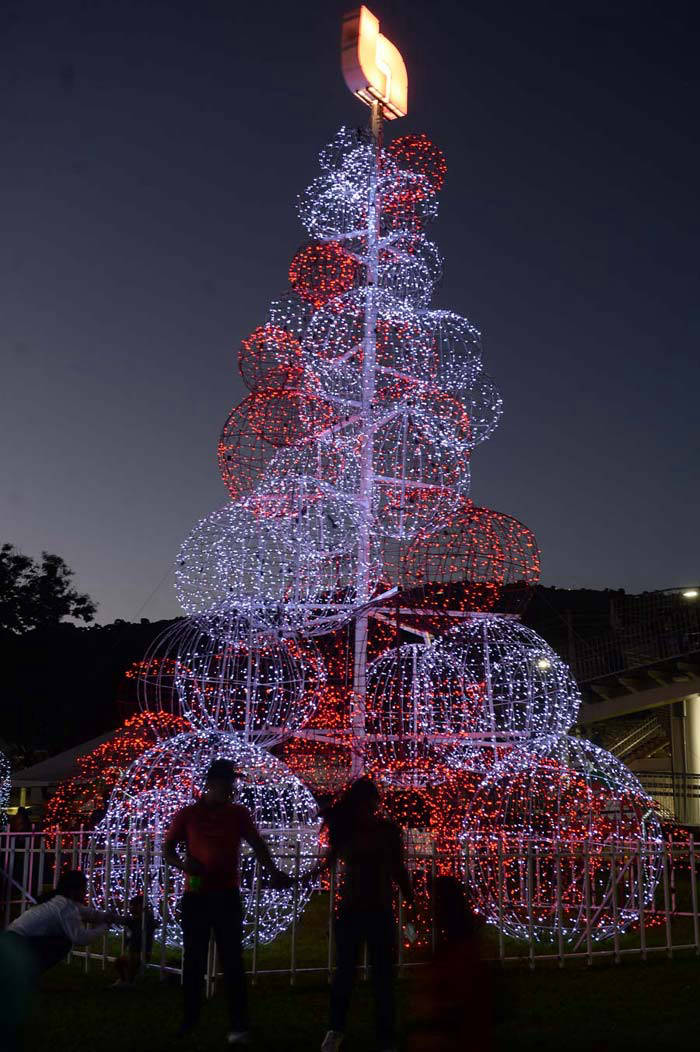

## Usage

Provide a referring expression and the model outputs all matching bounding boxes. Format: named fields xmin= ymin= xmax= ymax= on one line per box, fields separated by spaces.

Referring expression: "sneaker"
xmin=226 ymin=1033 xmax=250 ymax=1045
xmin=321 ymin=1031 xmax=344 ymax=1052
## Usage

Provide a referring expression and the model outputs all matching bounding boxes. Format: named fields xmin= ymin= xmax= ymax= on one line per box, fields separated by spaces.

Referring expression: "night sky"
xmin=2 ymin=0 xmax=698 ymax=625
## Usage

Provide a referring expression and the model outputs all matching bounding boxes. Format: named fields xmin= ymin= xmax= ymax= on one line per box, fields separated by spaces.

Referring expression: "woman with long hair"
xmin=320 ymin=778 xmax=413 ymax=1052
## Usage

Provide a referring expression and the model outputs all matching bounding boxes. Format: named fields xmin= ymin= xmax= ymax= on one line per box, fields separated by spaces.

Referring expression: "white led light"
xmin=87 ymin=732 xmax=321 ymax=949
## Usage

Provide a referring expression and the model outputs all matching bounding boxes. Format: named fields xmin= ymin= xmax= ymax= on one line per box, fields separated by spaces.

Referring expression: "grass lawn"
xmin=22 ymin=951 xmax=700 ymax=1051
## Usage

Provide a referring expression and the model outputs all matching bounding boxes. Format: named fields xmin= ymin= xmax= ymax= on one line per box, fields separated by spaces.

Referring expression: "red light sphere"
xmin=238 ymin=324 xmax=303 ymax=392
xmin=288 ymin=241 xmax=361 ymax=309
xmin=387 ymin=133 xmax=447 ymax=193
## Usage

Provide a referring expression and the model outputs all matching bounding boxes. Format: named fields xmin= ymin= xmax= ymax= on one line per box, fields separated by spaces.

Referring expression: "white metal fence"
xmin=2 ymin=830 xmax=700 ymax=980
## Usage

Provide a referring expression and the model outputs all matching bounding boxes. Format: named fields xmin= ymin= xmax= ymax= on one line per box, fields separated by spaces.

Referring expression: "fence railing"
xmin=571 ymin=606 xmax=700 ymax=683
xmin=3 ymin=830 xmax=700 ymax=975
xmin=636 ymin=771 xmax=700 ymax=828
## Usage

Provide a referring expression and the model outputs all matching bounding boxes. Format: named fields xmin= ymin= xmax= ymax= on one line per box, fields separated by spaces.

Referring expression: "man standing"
xmin=163 ymin=758 xmax=291 ymax=1045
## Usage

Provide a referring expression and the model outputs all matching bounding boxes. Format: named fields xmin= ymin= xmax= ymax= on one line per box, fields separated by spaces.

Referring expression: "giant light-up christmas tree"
xmin=91 ymin=6 xmax=663 ymax=947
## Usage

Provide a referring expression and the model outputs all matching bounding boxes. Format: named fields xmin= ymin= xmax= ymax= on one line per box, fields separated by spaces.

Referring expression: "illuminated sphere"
xmin=249 ymin=475 xmax=362 ymax=560
xmin=318 ymin=125 xmax=372 ymax=172
xmin=238 ymin=324 xmax=303 ymax=393
xmin=218 ymin=372 xmax=335 ymax=502
xmin=456 ymin=374 xmax=503 ymax=446
xmin=378 ymin=234 xmax=443 ymax=307
xmin=387 ymin=133 xmax=448 ymax=193
xmin=288 ymin=241 xmax=360 ymax=309
xmin=268 ymin=291 xmax=314 ymax=342
xmin=362 ymin=643 xmax=460 ymax=788
xmin=463 ymin=735 xmax=663 ymax=943
xmin=175 ymin=502 xmax=380 ymax=636
xmin=435 ymin=616 xmax=581 ymax=765
xmin=87 ymin=732 xmax=321 ymax=948
xmin=139 ymin=608 xmax=325 ymax=745
xmin=175 ymin=502 xmax=304 ymax=618
xmin=372 ymin=386 xmax=471 ymax=539
xmin=399 ymin=502 xmax=541 ymax=627
xmin=419 ymin=311 xmax=483 ymax=392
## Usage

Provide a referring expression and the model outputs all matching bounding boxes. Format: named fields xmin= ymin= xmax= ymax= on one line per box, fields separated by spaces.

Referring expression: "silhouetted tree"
xmin=0 ymin=544 xmax=96 ymax=633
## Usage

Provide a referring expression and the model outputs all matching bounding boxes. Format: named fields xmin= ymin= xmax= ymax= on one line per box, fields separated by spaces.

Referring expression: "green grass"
xmin=20 ymin=950 xmax=700 ymax=1051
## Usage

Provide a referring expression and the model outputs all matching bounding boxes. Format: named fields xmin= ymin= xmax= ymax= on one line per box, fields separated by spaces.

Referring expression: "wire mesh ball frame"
xmin=87 ymin=732 xmax=321 ymax=949
xmin=138 ymin=608 xmax=326 ymax=745
xmin=361 ymin=643 xmax=466 ymax=788
xmin=238 ymin=325 xmax=303 ymax=393
xmin=397 ymin=501 xmax=541 ymax=626
xmin=462 ymin=735 xmax=663 ymax=944
xmin=174 ymin=502 xmax=381 ymax=636
xmin=218 ymin=371 xmax=336 ymax=502
xmin=434 ymin=616 xmax=581 ymax=767
xmin=288 ymin=241 xmax=362 ymax=309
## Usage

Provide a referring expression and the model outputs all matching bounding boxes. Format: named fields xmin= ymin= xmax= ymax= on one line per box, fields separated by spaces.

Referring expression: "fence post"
xmin=290 ymin=841 xmax=300 ymax=987
xmin=327 ymin=862 xmax=336 ymax=985
xmin=123 ymin=836 xmax=132 ymax=959
xmin=526 ymin=842 xmax=535 ymax=970
xmin=610 ymin=843 xmax=620 ymax=965
xmin=141 ymin=836 xmax=151 ymax=977
xmin=689 ymin=835 xmax=699 ymax=955
xmin=85 ymin=836 xmax=96 ymax=973
xmin=637 ymin=840 xmax=647 ymax=962
xmin=555 ymin=840 xmax=564 ymax=967
xmin=583 ymin=840 xmax=593 ymax=966
xmin=251 ymin=859 xmax=261 ymax=985
xmin=4 ymin=835 xmax=16 ymax=927
xmin=430 ymin=842 xmax=437 ymax=956
xmin=662 ymin=840 xmax=673 ymax=959
xmin=102 ymin=836 xmax=113 ymax=970
xmin=497 ymin=839 xmax=505 ymax=963
xmin=160 ymin=854 xmax=170 ymax=980
xmin=21 ymin=832 xmax=30 ymax=913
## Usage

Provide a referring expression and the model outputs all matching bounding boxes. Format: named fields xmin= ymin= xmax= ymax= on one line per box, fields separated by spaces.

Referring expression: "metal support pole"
xmin=350 ymin=97 xmax=383 ymax=777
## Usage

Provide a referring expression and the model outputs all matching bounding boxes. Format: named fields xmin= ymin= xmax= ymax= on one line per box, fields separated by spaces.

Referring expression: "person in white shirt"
xmin=0 ymin=869 xmax=127 ymax=1052
xmin=5 ymin=869 xmax=125 ymax=972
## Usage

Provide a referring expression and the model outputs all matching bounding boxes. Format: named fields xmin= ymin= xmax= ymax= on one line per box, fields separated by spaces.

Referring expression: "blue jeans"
xmin=181 ymin=890 xmax=248 ymax=1030
xmin=330 ymin=906 xmax=396 ymax=1044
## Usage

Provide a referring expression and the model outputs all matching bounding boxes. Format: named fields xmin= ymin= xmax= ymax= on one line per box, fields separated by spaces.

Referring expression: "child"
xmin=112 ymin=894 xmax=157 ymax=988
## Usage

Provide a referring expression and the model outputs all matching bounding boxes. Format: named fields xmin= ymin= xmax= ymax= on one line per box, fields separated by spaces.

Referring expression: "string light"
xmin=288 ymin=241 xmax=361 ymax=308
xmin=462 ymin=735 xmax=663 ymax=943
xmin=0 ymin=749 xmax=10 ymax=821
xmin=395 ymin=500 xmax=541 ymax=628
xmin=387 ymin=133 xmax=447 ymax=193
xmin=435 ymin=616 xmax=581 ymax=766
xmin=46 ymin=712 xmax=188 ymax=835
xmin=238 ymin=325 xmax=303 ymax=393
xmin=76 ymin=123 xmax=655 ymax=956
xmin=87 ymin=732 xmax=321 ymax=948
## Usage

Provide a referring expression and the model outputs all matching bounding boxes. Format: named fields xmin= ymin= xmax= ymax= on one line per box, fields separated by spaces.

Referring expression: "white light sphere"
xmin=87 ymin=732 xmax=321 ymax=948
xmin=463 ymin=734 xmax=663 ymax=944
xmin=139 ymin=607 xmax=325 ymax=745
xmin=362 ymin=643 xmax=456 ymax=788
xmin=175 ymin=501 xmax=378 ymax=635
xmin=435 ymin=616 xmax=581 ymax=765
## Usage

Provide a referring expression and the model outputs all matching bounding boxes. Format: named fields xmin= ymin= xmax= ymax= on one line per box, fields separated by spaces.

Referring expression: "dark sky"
xmin=2 ymin=0 xmax=698 ymax=625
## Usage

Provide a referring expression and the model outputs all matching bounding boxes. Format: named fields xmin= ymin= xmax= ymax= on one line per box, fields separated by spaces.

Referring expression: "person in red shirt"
xmin=163 ymin=758 xmax=291 ymax=1044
